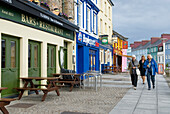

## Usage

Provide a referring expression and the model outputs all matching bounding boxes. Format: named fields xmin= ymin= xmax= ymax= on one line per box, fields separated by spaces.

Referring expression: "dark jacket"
xmin=128 ymin=59 xmax=139 ymax=75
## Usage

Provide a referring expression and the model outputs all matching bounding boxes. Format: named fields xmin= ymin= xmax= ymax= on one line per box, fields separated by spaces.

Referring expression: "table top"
xmin=0 ymin=87 xmax=8 ymax=90
xmin=20 ymin=77 xmax=60 ymax=80
xmin=53 ymin=73 xmax=82 ymax=76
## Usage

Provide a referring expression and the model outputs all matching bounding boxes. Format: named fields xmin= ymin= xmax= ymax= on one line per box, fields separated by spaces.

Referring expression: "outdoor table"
xmin=53 ymin=73 xmax=82 ymax=91
xmin=0 ymin=87 xmax=16 ymax=114
xmin=14 ymin=77 xmax=61 ymax=101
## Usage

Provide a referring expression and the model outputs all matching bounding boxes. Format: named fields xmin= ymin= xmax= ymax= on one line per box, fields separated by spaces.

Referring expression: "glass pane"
xmin=28 ymin=44 xmax=31 ymax=68
xmin=47 ymin=47 xmax=49 ymax=67
xmin=11 ymin=41 xmax=16 ymax=68
xmin=34 ymin=45 xmax=38 ymax=67
xmin=1 ymin=40 xmax=6 ymax=68
xmin=51 ymin=48 xmax=54 ymax=67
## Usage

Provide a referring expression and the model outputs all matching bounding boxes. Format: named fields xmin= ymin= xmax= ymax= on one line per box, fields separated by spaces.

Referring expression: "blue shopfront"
xmin=76 ymin=32 xmax=100 ymax=73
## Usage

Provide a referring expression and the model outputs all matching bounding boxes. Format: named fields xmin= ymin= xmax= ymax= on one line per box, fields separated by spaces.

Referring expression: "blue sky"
xmin=112 ymin=0 xmax=170 ymax=43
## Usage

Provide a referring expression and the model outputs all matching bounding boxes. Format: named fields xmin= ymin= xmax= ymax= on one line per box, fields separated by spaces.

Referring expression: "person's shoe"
xmin=153 ymin=85 xmax=155 ymax=89
xmin=134 ymin=87 xmax=136 ymax=90
xmin=148 ymin=88 xmax=151 ymax=90
xmin=143 ymin=83 xmax=145 ymax=84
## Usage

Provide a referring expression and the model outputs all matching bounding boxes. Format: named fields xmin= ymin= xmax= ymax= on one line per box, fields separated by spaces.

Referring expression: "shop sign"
xmin=100 ymin=35 xmax=108 ymax=45
xmin=83 ymin=35 xmax=98 ymax=47
xmin=78 ymin=32 xmax=82 ymax=42
xmin=123 ymin=41 xmax=128 ymax=49
xmin=0 ymin=5 xmax=74 ymax=40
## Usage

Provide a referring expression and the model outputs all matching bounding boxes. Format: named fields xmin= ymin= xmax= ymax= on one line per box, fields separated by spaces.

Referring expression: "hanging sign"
xmin=100 ymin=35 xmax=108 ymax=45
xmin=123 ymin=41 xmax=128 ymax=49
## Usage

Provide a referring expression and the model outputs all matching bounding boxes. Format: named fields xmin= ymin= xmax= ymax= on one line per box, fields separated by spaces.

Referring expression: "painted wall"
xmin=165 ymin=42 xmax=170 ymax=67
xmin=122 ymin=49 xmax=127 ymax=72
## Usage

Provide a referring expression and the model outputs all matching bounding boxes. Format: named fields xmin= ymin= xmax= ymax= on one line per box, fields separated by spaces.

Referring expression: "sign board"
xmin=123 ymin=41 xmax=128 ymax=49
xmin=100 ymin=35 xmax=108 ymax=45
xmin=0 ymin=5 xmax=74 ymax=40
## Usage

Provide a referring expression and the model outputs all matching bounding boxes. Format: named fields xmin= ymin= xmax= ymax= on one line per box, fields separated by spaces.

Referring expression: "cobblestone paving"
xmin=5 ymin=74 xmax=130 ymax=114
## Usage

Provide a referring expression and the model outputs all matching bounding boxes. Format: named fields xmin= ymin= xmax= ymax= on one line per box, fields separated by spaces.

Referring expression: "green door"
xmin=1 ymin=35 xmax=19 ymax=97
xmin=47 ymin=44 xmax=56 ymax=77
xmin=63 ymin=42 xmax=67 ymax=69
xmin=28 ymin=41 xmax=41 ymax=81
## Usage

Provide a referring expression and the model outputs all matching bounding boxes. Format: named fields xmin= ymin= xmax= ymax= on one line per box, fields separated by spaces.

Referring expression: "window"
xmin=108 ymin=7 xmax=111 ymax=18
xmin=109 ymin=26 xmax=111 ymax=36
xmin=87 ymin=8 xmax=90 ymax=32
xmin=166 ymin=55 xmax=168 ymax=59
xmin=166 ymin=45 xmax=168 ymax=49
xmin=78 ymin=1 xmax=83 ymax=28
xmin=100 ymin=19 xmax=102 ymax=33
xmin=94 ymin=13 xmax=96 ymax=34
xmin=154 ymin=47 xmax=156 ymax=52
xmin=105 ymin=2 xmax=107 ymax=15
xmin=169 ymin=55 xmax=170 ymax=59
xmin=105 ymin=23 xmax=107 ymax=33
xmin=169 ymin=44 xmax=170 ymax=49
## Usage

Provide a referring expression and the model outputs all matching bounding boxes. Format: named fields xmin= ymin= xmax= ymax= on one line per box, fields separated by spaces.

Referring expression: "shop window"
xmin=11 ymin=41 xmax=16 ymax=68
xmin=108 ymin=6 xmax=111 ymax=18
xmin=28 ymin=44 xmax=31 ymax=68
xmin=1 ymin=40 xmax=5 ymax=68
xmin=34 ymin=45 xmax=38 ymax=67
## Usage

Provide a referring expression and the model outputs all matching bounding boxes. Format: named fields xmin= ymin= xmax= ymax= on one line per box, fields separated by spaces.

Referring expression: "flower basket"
xmin=40 ymin=2 xmax=50 ymax=11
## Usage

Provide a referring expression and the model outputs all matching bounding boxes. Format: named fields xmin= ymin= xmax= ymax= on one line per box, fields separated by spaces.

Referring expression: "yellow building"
xmin=98 ymin=0 xmax=114 ymax=72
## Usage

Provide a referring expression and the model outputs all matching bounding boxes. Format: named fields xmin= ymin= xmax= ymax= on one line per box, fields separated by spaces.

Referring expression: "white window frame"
xmin=78 ymin=1 xmax=83 ymax=28
xmin=87 ymin=8 xmax=90 ymax=32
xmin=94 ymin=13 xmax=96 ymax=34
xmin=168 ymin=44 xmax=170 ymax=49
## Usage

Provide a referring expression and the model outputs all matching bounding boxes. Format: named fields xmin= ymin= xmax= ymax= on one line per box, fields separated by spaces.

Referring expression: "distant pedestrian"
xmin=128 ymin=55 xmax=139 ymax=90
xmin=143 ymin=54 xmax=158 ymax=90
xmin=139 ymin=55 xmax=146 ymax=84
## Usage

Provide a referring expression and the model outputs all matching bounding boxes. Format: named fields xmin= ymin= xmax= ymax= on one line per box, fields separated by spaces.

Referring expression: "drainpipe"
xmin=62 ymin=0 xmax=64 ymax=13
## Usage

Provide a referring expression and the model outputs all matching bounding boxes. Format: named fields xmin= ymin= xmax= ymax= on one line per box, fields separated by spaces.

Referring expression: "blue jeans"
xmin=147 ymin=72 xmax=155 ymax=89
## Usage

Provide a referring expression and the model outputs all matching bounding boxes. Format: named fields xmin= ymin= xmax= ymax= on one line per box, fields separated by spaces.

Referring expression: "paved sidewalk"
xmin=109 ymin=75 xmax=170 ymax=114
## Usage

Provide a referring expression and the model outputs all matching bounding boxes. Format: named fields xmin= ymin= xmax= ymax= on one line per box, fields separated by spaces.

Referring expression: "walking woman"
xmin=128 ymin=55 xmax=139 ymax=90
xmin=139 ymin=55 xmax=146 ymax=84
xmin=143 ymin=54 xmax=158 ymax=90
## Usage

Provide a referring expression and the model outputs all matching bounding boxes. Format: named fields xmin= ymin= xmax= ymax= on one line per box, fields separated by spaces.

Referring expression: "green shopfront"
xmin=0 ymin=0 xmax=78 ymax=97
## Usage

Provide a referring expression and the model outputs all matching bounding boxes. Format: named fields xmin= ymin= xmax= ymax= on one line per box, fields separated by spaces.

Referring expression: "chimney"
xmin=142 ymin=40 xmax=150 ymax=46
xmin=130 ymin=44 xmax=134 ymax=48
xmin=134 ymin=41 xmax=142 ymax=48
xmin=151 ymin=37 xmax=160 ymax=44
xmin=161 ymin=34 xmax=170 ymax=40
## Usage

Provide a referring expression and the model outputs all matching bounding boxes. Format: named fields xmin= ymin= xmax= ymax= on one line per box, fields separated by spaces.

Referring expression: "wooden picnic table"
xmin=52 ymin=73 xmax=82 ymax=92
xmin=0 ymin=87 xmax=16 ymax=114
xmin=14 ymin=77 xmax=61 ymax=101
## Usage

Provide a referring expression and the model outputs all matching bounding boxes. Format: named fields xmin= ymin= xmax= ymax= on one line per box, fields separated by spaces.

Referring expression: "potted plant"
xmin=52 ymin=8 xmax=60 ymax=16
xmin=40 ymin=2 xmax=50 ymax=11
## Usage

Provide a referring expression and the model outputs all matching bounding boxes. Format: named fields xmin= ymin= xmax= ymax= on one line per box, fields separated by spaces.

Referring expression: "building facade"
xmin=98 ymin=0 xmax=114 ymax=73
xmin=165 ymin=40 xmax=170 ymax=68
xmin=75 ymin=0 xmax=100 ymax=73
xmin=0 ymin=0 xmax=78 ymax=97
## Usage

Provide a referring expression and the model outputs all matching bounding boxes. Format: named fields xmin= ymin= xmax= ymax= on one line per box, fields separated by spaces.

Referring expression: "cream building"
xmin=0 ymin=0 xmax=78 ymax=97
xmin=98 ymin=0 xmax=114 ymax=72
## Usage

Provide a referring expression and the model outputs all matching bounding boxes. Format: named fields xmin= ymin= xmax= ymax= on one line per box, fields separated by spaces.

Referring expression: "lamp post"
xmin=161 ymin=38 xmax=168 ymax=75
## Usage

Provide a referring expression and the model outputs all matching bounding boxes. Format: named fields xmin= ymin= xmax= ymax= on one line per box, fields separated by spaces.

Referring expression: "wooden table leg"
xmin=42 ymin=90 xmax=48 ymax=101
xmin=70 ymin=83 xmax=74 ymax=92
xmin=30 ymin=81 xmax=39 ymax=95
xmin=0 ymin=106 xmax=9 ymax=114
xmin=52 ymin=82 xmax=60 ymax=96
xmin=18 ymin=80 xmax=29 ymax=100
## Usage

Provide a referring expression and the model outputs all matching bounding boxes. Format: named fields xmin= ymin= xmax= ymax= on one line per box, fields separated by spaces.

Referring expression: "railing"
xmin=83 ymin=70 xmax=102 ymax=91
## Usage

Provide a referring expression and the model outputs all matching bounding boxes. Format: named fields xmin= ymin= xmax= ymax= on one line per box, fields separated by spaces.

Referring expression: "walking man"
xmin=128 ymin=55 xmax=139 ymax=90
xmin=143 ymin=54 xmax=158 ymax=90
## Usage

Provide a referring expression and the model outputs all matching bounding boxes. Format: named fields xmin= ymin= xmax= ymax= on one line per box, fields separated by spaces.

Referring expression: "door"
xmin=89 ymin=49 xmax=96 ymax=71
xmin=63 ymin=42 xmax=67 ymax=69
xmin=28 ymin=41 xmax=41 ymax=81
xmin=1 ymin=35 xmax=19 ymax=97
xmin=47 ymin=44 xmax=56 ymax=77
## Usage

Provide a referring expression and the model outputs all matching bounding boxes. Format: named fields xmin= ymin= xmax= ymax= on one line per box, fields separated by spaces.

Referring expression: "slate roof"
xmin=165 ymin=40 xmax=170 ymax=44
xmin=141 ymin=41 xmax=151 ymax=49
xmin=147 ymin=40 xmax=162 ymax=48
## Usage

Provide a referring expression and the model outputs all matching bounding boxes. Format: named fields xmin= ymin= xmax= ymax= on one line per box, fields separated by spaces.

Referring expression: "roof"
xmin=108 ymin=0 xmax=114 ymax=6
xmin=147 ymin=40 xmax=162 ymax=48
xmin=165 ymin=40 xmax=170 ymax=44
xmin=141 ymin=41 xmax=151 ymax=49
xmin=112 ymin=30 xmax=128 ymax=41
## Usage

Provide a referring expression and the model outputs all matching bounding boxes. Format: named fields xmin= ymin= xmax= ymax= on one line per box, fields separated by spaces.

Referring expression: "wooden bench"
xmin=0 ymin=87 xmax=16 ymax=114
xmin=53 ymin=73 xmax=82 ymax=92
xmin=0 ymin=98 xmax=16 ymax=114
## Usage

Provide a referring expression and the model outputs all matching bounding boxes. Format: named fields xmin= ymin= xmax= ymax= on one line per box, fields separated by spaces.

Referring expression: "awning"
xmin=117 ymin=54 xmax=132 ymax=58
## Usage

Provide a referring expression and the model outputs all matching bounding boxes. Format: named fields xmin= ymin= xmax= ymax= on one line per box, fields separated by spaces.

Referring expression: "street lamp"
xmin=161 ymin=38 xmax=168 ymax=75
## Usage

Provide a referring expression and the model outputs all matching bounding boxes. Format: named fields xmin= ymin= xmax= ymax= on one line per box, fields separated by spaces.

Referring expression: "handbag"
xmin=136 ymin=69 xmax=140 ymax=76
